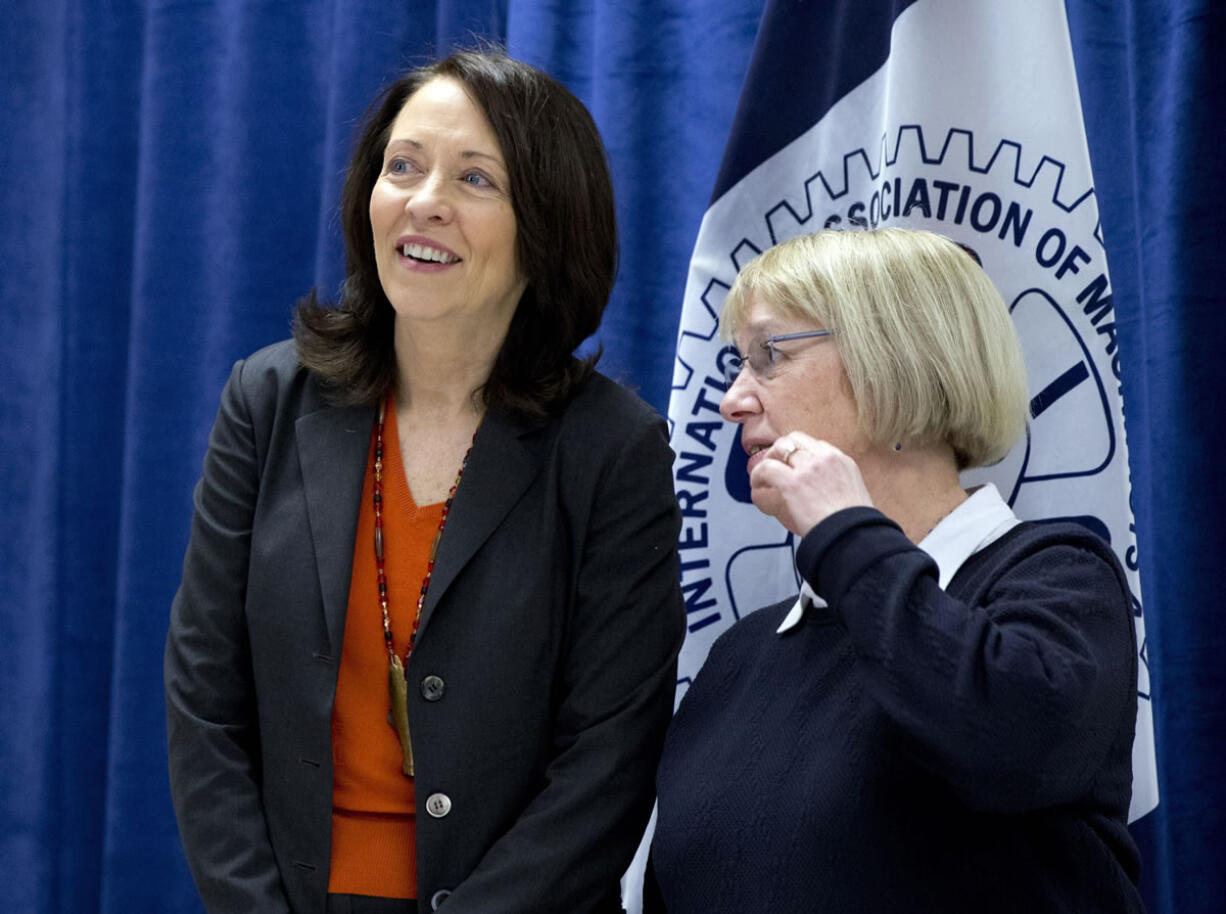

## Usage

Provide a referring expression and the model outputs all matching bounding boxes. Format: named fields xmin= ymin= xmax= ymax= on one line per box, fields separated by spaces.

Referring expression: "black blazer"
xmin=165 ymin=340 xmax=685 ymax=913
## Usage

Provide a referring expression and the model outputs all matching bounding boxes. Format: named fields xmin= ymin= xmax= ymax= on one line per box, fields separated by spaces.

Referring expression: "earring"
xmin=893 ymin=442 xmax=902 ymax=452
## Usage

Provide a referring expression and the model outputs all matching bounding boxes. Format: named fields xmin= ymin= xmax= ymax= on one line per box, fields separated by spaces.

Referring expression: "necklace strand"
xmin=373 ymin=396 xmax=475 ymax=665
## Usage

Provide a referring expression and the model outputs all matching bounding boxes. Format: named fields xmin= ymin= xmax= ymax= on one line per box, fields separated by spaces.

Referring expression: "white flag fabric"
xmin=666 ymin=0 xmax=1157 ymax=824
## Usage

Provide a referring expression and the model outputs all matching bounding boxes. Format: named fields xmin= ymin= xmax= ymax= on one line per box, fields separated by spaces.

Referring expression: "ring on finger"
xmin=779 ymin=440 xmax=800 ymax=466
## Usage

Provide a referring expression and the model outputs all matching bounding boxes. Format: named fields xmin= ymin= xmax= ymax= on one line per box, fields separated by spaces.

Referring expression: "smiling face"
xmin=368 ymin=76 xmax=527 ymax=336
xmin=721 ymin=295 xmax=876 ymax=475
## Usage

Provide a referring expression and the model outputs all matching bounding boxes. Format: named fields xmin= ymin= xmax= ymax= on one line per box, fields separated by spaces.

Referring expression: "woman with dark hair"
xmin=165 ymin=50 xmax=684 ymax=914
xmin=647 ymin=228 xmax=1143 ymax=913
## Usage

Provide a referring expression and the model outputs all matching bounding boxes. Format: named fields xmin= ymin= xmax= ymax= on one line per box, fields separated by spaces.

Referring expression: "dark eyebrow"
xmin=383 ymin=138 xmax=505 ymax=169
xmin=460 ymin=150 xmax=504 ymax=166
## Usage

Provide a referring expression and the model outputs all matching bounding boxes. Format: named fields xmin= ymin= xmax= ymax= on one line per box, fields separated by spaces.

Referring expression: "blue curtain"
xmin=1065 ymin=3 xmax=1226 ymax=912
xmin=0 ymin=2 xmax=1220 ymax=912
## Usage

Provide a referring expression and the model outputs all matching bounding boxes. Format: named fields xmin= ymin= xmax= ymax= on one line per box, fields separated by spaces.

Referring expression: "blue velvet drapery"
xmin=2 ymin=2 xmax=1222 ymax=912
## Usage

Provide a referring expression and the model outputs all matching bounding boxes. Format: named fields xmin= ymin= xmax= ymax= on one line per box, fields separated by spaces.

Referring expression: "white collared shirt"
xmin=776 ymin=483 xmax=1021 ymax=634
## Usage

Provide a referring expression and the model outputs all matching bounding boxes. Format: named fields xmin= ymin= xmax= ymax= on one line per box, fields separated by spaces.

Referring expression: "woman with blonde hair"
xmin=648 ymin=228 xmax=1142 ymax=913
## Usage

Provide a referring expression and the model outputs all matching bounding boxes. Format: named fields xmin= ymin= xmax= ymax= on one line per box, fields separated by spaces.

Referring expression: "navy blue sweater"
xmin=650 ymin=507 xmax=1143 ymax=913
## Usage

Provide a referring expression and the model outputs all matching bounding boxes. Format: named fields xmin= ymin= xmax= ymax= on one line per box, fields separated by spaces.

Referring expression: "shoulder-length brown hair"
xmin=294 ymin=49 xmax=618 ymax=417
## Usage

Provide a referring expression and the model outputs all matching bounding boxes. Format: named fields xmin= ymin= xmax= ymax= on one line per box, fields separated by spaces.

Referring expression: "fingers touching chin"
xmin=749 ymin=486 xmax=779 ymax=517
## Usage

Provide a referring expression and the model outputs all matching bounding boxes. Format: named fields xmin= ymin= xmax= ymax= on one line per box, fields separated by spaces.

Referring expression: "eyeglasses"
xmin=723 ymin=329 xmax=834 ymax=386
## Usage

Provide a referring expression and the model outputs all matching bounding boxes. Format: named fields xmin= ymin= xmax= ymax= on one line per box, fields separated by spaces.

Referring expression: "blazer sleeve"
xmin=796 ymin=507 xmax=1137 ymax=813
xmin=164 ymin=358 xmax=293 ymax=913
xmin=441 ymin=411 xmax=686 ymax=914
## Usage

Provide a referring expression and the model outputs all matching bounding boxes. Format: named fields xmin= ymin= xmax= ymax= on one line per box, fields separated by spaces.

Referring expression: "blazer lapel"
xmin=296 ymin=402 xmax=375 ymax=655
xmin=415 ymin=407 xmax=542 ymax=644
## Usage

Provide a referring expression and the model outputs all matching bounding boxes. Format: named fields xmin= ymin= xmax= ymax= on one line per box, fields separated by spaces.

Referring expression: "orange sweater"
xmin=329 ymin=397 xmax=441 ymax=899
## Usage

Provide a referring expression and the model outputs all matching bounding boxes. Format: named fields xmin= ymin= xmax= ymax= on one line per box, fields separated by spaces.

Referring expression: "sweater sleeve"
xmin=795 ymin=507 xmax=1136 ymax=813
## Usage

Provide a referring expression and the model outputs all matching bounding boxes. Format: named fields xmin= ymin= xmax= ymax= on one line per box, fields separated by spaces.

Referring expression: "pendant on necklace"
xmin=387 ymin=653 xmax=414 ymax=777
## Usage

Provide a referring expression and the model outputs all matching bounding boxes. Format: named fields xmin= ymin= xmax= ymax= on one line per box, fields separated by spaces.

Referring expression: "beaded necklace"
xmin=373 ymin=395 xmax=475 ymax=777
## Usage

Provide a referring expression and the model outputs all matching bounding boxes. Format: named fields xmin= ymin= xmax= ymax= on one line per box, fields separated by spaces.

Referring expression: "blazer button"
xmin=420 ymin=674 xmax=445 ymax=701
xmin=425 ymin=792 xmax=452 ymax=818
xmin=430 ymin=888 xmax=452 ymax=910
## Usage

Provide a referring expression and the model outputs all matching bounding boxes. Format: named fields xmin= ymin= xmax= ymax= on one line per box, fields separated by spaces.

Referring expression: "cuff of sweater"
xmin=795 ymin=507 xmax=918 ymax=608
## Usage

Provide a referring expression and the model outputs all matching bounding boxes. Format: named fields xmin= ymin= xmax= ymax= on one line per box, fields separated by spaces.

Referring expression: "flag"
xmin=666 ymin=0 xmax=1157 ymax=824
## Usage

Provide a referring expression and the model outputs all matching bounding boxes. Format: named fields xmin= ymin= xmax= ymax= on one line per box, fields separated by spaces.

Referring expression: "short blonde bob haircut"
xmin=721 ymin=228 xmax=1029 ymax=469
